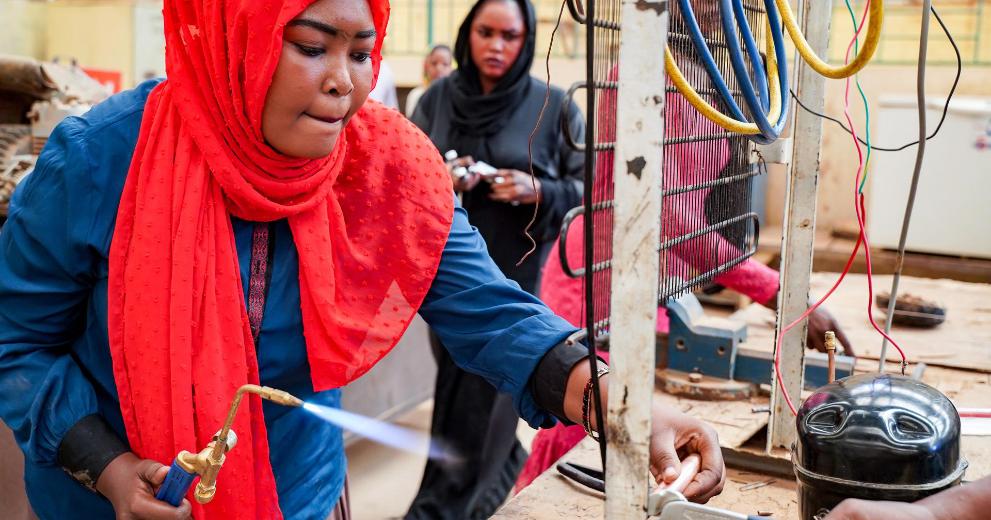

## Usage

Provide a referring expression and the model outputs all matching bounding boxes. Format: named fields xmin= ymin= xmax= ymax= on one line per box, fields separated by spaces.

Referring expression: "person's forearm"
xmin=58 ymin=414 xmax=132 ymax=491
xmin=919 ymin=476 xmax=991 ymax=520
xmin=563 ymin=359 xmax=609 ymax=430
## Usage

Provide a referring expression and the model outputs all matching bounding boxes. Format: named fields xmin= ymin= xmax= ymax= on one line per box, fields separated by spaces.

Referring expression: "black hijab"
xmin=449 ymin=0 xmax=536 ymax=141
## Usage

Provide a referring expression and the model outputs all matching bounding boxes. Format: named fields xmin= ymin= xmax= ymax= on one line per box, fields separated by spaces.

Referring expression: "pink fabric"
xmin=538 ymin=91 xmax=780 ymax=333
xmin=515 ymin=421 xmax=587 ymax=492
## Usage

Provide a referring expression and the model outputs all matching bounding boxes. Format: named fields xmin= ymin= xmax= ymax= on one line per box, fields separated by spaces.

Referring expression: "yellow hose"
xmin=776 ymin=0 xmax=883 ymax=79
xmin=663 ymin=17 xmax=781 ymax=136
xmin=665 ymin=0 xmax=883 ymax=134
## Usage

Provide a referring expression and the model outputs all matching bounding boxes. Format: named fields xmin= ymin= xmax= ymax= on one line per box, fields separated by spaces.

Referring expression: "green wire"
xmin=844 ymin=0 xmax=874 ymax=193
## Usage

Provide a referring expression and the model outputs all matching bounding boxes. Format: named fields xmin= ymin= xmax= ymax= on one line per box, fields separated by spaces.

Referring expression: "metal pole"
xmin=767 ymin=0 xmax=832 ymax=451
xmin=604 ymin=0 xmax=667 ymax=517
xmin=878 ymin=0 xmax=932 ymax=372
xmin=584 ymin=0 xmax=608 ymax=475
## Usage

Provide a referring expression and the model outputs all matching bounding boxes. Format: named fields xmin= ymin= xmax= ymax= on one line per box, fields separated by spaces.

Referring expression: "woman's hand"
xmin=761 ymin=298 xmax=855 ymax=357
xmin=826 ymin=475 xmax=991 ymax=520
xmin=563 ymin=363 xmax=725 ymax=504
xmin=96 ymin=452 xmax=193 ymax=520
xmin=824 ymin=499 xmax=937 ymax=520
xmin=487 ymin=168 xmax=541 ymax=205
xmin=449 ymin=156 xmax=482 ymax=192
xmin=647 ymin=402 xmax=725 ymax=502
xmin=805 ymin=306 xmax=854 ymax=356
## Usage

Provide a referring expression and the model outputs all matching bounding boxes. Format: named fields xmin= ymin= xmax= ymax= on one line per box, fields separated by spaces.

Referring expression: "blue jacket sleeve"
xmin=0 ymin=119 xmax=103 ymax=465
xmin=419 ymin=202 xmax=580 ymax=428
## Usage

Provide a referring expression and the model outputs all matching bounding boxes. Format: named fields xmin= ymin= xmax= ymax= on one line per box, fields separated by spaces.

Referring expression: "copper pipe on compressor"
xmin=825 ymin=331 xmax=837 ymax=383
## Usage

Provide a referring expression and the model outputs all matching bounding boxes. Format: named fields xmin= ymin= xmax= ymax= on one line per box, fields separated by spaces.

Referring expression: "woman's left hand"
xmin=564 ymin=367 xmax=724 ymax=504
xmin=648 ymin=401 xmax=725 ymax=503
xmin=487 ymin=169 xmax=541 ymax=205
xmin=761 ymin=298 xmax=855 ymax=357
xmin=805 ymin=306 xmax=855 ymax=357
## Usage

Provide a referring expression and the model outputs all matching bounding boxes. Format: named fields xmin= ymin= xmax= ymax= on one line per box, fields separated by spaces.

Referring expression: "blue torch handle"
xmin=154 ymin=459 xmax=197 ymax=506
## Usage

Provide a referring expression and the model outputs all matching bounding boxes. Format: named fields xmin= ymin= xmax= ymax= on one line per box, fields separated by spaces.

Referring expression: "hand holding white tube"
xmin=652 ymin=453 xmax=702 ymax=495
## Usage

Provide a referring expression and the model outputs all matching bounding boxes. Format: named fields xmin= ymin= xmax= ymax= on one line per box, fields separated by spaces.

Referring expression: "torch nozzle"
xmin=253 ymin=386 xmax=304 ymax=407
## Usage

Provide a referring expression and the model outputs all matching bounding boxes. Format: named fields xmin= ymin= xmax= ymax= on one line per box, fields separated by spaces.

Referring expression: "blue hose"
xmin=674 ymin=0 xmax=789 ymax=143
xmin=675 ymin=0 xmax=752 ymax=127
xmin=722 ymin=0 xmax=790 ymax=139
xmin=726 ymin=0 xmax=771 ymax=113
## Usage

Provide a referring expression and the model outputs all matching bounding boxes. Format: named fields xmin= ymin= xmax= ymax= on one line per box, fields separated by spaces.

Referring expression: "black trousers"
xmin=404 ymin=333 xmax=527 ymax=520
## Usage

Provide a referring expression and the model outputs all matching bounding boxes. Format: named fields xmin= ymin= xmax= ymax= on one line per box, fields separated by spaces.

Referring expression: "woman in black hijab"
xmin=407 ymin=0 xmax=585 ymax=517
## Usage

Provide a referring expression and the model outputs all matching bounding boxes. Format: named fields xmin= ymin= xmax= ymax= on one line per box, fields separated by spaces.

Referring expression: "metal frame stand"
xmin=768 ymin=0 xmax=833 ymax=451
xmin=603 ymin=1 xmax=669 ymax=517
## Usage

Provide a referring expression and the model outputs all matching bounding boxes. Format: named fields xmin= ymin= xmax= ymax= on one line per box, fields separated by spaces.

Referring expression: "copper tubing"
xmin=825 ymin=331 xmax=837 ymax=383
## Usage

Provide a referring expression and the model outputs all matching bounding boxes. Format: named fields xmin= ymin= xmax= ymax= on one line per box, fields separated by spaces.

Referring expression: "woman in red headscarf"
xmin=0 ymin=1 xmax=728 ymax=518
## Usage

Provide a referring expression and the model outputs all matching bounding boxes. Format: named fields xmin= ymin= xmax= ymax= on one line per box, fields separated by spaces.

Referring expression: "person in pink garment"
xmin=516 ymin=55 xmax=853 ymax=491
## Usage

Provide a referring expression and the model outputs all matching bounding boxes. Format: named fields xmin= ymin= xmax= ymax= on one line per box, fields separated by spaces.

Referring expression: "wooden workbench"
xmin=497 ymin=274 xmax=990 ymax=519
xmin=494 ymin=439 xmax=801 ymax=519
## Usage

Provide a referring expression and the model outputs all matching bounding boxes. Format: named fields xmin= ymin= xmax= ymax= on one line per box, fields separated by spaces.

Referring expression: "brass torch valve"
xmin=174 ymin=429 xmax=238 ymax=503
xmin=154 ymin=384 xmax=303 ymax=506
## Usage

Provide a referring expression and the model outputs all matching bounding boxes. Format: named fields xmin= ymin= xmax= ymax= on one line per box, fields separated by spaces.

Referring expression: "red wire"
xmin=770 ymin=1 xmax=871 ymax=416
xmin=841 ymin=2 xmax=908 ymax=371
xmin=854 ymin=195 xmax=908 ymax=366
xmin=772 ymin=0 xmax=906 ymax=415
xmin=958 ymin=409 xmax=991 ymax=419
xmin=772 ymin=236 xmax=863 ymax=415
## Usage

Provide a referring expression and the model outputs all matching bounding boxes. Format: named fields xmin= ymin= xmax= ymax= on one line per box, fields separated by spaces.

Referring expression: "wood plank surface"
xmin=653 ymin=391 xmax=769 ymax=449
xmin=494 ymin=438 xmax=800 ymax=520
xmin=732 ymin=273 xmax=991 ymax=373
xmin=499 ymin=274 xmax=990 ymax=518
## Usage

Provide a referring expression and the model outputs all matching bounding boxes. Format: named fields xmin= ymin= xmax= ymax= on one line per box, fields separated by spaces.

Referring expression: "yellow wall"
xmin=829 ymin=2 xmax=990 ymax=65
xmin=6 ymin=0 xmax=982 ymax=234
xmin=45 ymin=1 xmax=135 ymax=87
xmin=0 ymin=1 xmax=49 ymax=59
xmin=763 ymin=3 xmax=991 ymax=231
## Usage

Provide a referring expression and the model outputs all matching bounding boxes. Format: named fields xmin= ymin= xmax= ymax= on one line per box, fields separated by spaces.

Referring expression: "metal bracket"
xmin=755 ymin=137 xmax=793 ymax=165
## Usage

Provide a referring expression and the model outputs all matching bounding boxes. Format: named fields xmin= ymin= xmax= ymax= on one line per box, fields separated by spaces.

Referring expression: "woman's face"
xmin=424 ymin=48 xmax=453 ymax=83
xmin=262 ymin=0 xmax=376 ymax=159
xmin=469 ymin=0 xmax=525 ymax=88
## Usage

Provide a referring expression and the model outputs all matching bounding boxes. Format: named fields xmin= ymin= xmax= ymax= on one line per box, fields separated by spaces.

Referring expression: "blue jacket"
xmin=0 ymin=80 xmax=580 ymax=520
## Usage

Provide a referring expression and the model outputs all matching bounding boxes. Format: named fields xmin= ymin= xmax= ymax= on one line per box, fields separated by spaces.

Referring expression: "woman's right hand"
xmin=449 ymin=155 xmax=482 ymax=192
xmin=96 ymin=452 xmax=192 ymax=520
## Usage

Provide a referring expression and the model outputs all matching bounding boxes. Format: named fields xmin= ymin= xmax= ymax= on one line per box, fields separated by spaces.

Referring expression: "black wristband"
xmin=530 ymin=340 xmax=595 ymax=426
xmin=57 ymin=414 xmax=130 ymax=492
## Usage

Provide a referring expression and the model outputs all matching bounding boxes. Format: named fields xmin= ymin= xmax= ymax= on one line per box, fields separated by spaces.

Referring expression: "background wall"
xmin=1 ymin=0 xmax=987 ymax=234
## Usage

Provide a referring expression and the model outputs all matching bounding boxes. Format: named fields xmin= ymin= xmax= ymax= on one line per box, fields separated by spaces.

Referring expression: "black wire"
xmin=790 ymin=5 xmax=960 ymax=152
xmin=556 ymin=462 xmax=606 ymax=492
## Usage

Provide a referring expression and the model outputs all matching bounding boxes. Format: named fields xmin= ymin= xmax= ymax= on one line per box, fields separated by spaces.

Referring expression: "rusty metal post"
xmin=768 ymin=0 xmax=833 ymax=451
xmin=604 ymin=0 xmax=668 ymax=517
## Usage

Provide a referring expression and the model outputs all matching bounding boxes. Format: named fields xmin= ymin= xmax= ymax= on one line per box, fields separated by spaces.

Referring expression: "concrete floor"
xmin=346 ymin=400 xmax=539 ymax=520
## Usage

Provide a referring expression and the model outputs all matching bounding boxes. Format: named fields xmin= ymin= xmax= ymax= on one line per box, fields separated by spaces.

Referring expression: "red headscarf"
xmin=107 ymin=1 xmax=453 ymax=518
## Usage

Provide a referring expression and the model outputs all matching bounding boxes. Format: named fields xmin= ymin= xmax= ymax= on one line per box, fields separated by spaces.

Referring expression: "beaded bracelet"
xmin=581 ymin=366 xmax=610 ymax=442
